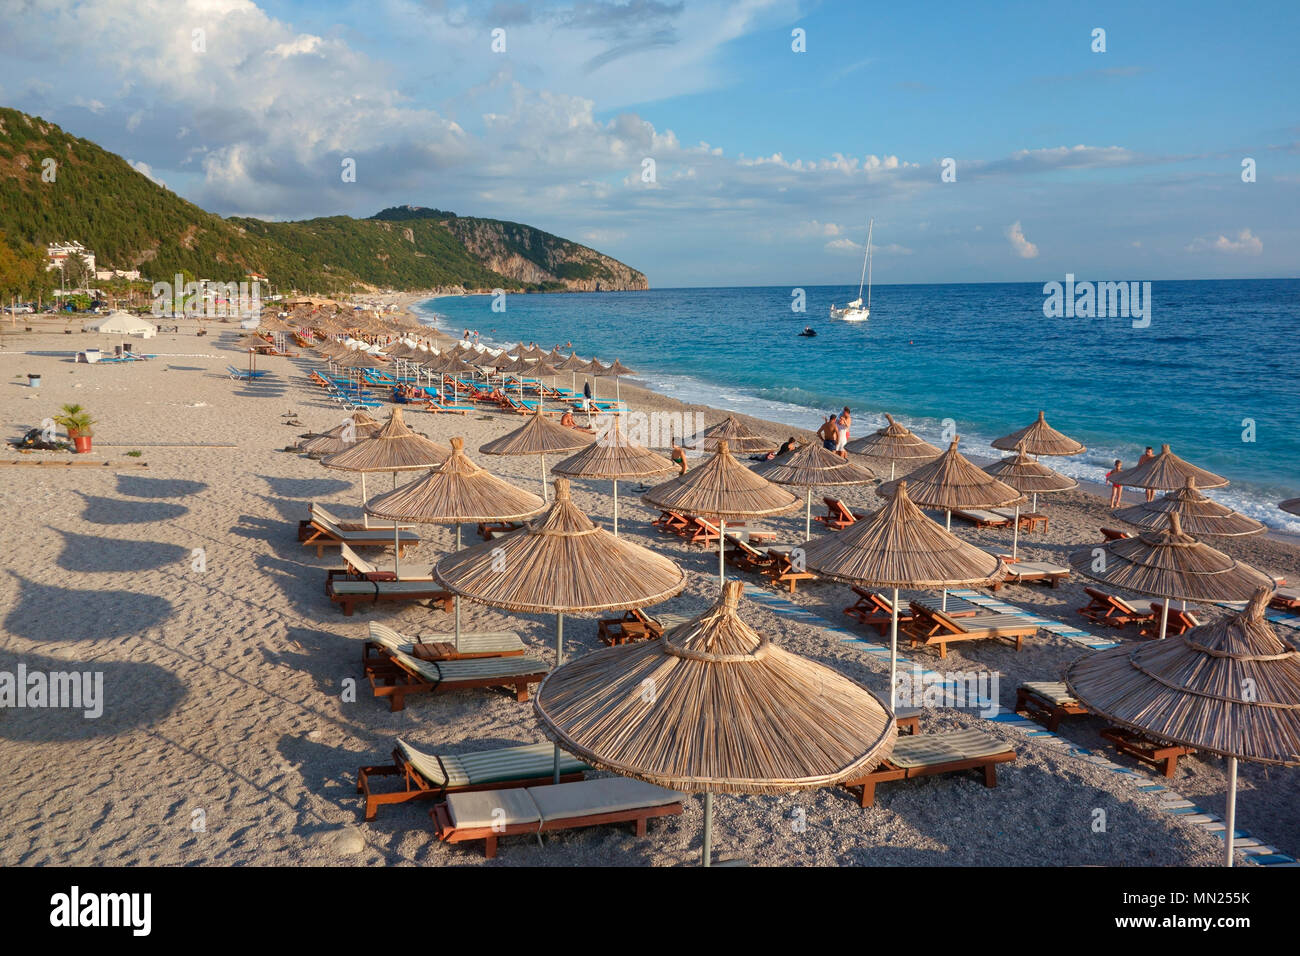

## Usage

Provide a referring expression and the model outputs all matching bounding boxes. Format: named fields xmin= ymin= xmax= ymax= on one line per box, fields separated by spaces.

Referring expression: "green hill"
xmin=0 ymin=107 xmax=647 ymax=294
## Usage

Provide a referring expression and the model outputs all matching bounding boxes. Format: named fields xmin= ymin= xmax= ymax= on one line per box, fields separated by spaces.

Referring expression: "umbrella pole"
xmin=889 ymin=588 xmax=899 ymax=711
xmin=718 ymin=518 xmax=726 ymax=586
xmin=941 ymin=510 xmax=951 ymax=612
xmin=393 ymin=522 xmax=400 ymax=575
xmin=702 ymin=792 xmax=713 ymax=868
xmin=553 ymin=611 xmax=565 ymax=783
xmin=540 ymin=453 xmax=548 ymax=501
xmin=1225 ymin=757 xmax=1238 ymax=867
xmin=361 ymin=473 xmax=369 ymax=528
xmin=1159 ymin=599 xmax=1170 ymax=640
xmin=454 ymin=524 xmax=462 ymax=652
xmin=1032 ymin=491 xmax=1038 ymax=513
xmin=1012 ymin=503 xmax=1021 ymax=561
xmin=805 ymin=488 xmax=812 ymax=541
xmin=890 ymin=461 xmax=896 ymax=480
xmin=613 ymin=479 xmax=619 ymax=535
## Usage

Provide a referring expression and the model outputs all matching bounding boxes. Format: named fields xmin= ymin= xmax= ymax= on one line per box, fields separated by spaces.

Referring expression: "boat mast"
xmin=856 ymin=219 xmax=871 ymax=303
xmin=864 ymin=218 xmax=873 ymax=310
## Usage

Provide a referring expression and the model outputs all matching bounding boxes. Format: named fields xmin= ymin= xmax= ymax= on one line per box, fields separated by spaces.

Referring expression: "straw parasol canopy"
xmin=299 ymin=411 xmax=384 ymax=457
xmin=1278 ymin=498 xmax=1300 ymax=517
xmin=991 ymin=410 xmax=1086 ymax=457
xmin=330 ymin=347 xmax=388 ymax=369
xmin=479 ymin=410 xmax=595 ymax=500
xmin=1066 ymin=588 xmax=1300 ymax=865
xmin=1116 ymin=477 xmax=1265 ymax=537
xmin=434 ymin=477 xmax=685 ymax=615
xmin=877 ymin=438 xmax=1024 ymax=523
xmin=1068 ymin=512 xmax=1274 ymax=640
xmin=320 ymin=406 xmax=450 ymax=475
xmin=692 ymin=414 xmax=779 ymax=455
xmin=551 ymin=418 xmax=676 ymax=534
xmin=257 ymin=315 xmax=295 ymax=334
xmin=753 ymin=441 xmax=876 ymax=539
xmin=844 ymin=413 xmax=941 ymax=478
xmin=644 ymin=438 xmax=800 ymax=583
xmin=534 ymin=579 xmax=896 ymax=864
xmin=594 ymin=358 xmax=636 ymax=402
xmin=982 ymin=443 xmax=1078 ymax=558
xmin=802 ymin=481 xmax=1005 ymax=709
xmin=1110 ymin=443 xmax=1229 ymax=491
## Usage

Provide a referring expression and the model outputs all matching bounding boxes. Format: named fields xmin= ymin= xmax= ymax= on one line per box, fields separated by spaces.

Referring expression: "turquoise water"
xmin=416 ymin=279 xmax=1300 ymax=530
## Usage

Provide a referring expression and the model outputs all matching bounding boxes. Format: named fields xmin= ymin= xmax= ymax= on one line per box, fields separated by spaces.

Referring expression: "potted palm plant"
xmin=53 ymin=403 xmax=96 ymax=453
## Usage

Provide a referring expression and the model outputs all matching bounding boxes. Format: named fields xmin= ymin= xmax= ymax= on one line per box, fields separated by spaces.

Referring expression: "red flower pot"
xmin=69 ymin=431 xmax=93 ymax=454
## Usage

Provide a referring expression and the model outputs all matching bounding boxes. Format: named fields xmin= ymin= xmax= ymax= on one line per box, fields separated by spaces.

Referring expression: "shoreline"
xmin=407 ymin=295 xmax=1300 ymax=548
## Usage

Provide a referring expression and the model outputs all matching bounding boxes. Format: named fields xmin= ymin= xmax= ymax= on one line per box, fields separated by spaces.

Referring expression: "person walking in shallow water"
xmin=1107 ymin=459 xmax=1125 ymax=508
xmin=1137 ymin=446 xmax=1157 ymax=501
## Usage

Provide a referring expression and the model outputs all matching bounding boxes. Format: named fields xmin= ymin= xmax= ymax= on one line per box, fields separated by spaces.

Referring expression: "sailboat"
xmin=830 ymin=218 xmax=872 ymax=322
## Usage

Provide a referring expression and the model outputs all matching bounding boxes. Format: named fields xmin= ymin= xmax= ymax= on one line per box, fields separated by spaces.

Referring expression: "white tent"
xmin=82 ymin=311 xmax=157 ymax=339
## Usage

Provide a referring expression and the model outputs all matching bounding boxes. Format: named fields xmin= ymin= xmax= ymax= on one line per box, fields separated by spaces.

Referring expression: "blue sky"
xmin=2 ymin=0 xmax=1296 ymax=286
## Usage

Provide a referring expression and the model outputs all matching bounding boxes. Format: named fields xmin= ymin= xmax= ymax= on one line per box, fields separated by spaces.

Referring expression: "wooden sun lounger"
xmin=724 ymin=534 xmax=777 ymax=573
xmin=902 ymin=602 xmax=1037 ymax=658
xmin=762 ymin=545 xmax=815 ymax=593
xmin=365 ymin=646 xmax=548 ymax=712
xmin=1076 ymin=586 xmax=1153 ymax=628
xmin=1270 ymin=586 xmax=1300 ymax=611
xmin=844 ymin=587 xmax=916 ymax=635
xmin=1100 ymin=527 xmax=1135 ymax=540
xmin=953 ymin=508 xmax=1013 ymax=528
xmin=366 ymin=622 xmax=526 ymax=663
xmin=652 ymin=510 xmax=690 ymax=534
xmin=430 ymin=777 xmax=684 ymax=858
xmin=1015 ymin=681 xmax=1088 ymax=732
xmin=1140 ymin=604 xmax=1202 ymax=639
xmin=816 ymin=497 xmax=861 ymax=531
xmin=357 ymin=739 xmax=587 ymax=821
xmin=685 ymin=516 xmax=722 ymax=548
xmin=990 ymin=560 xmax=1070 ymax=590
xmin=300 ymin=514 xmax=419 ymax=558
xmin=327 ymin=577 xmax=455 ymax=616
xmin=596 ymin=609 xmax=690 ymax=645
xmin=842 ymin=729 xmax=1016 ymax=807
xmin=476 ymin=520 xmax=523 ymax=540
xmin=1100 ymin=727 xmax=1195 ymax=777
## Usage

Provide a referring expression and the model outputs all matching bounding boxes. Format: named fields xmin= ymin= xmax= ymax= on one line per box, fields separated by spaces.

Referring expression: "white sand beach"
xmin=1 ymin=312 xmax=1297 ymax=867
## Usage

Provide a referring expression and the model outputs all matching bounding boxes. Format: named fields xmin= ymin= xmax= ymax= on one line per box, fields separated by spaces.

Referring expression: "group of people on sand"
xmin=817 ymin=407 xmax=852 ymax=458
xmin=1106 ymin=445 xmax=1158 ymax=508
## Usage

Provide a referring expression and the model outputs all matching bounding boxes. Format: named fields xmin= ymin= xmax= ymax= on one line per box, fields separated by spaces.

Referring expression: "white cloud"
xmin=1185 ymin=228 xmax=1263 ymax=255
xmin=128 ymin=159 xmax=165 ymax=187
xmin=794 ymin=220 xmax=843 ymax=238
xmin=1006 ymin=221 xmax=1039 ymax=258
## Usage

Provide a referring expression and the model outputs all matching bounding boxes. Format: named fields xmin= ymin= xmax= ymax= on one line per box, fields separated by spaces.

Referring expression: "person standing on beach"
xmin=817 ymin=415 xmax=838 ymax=451
xmin=1107 ymin=459 xmax=1124 ymax=508
xmin=670 ymin=439 xmax=688 ymax=475
xmin=835 ymin=407 xmax=852 ymax=458
xmin=1137 ymin=446 xmax=1157 ymax=501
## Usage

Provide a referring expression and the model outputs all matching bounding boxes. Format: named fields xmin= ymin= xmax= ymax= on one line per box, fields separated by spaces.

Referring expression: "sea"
xmin=415 ymin=279 xmax=1300 ymax=532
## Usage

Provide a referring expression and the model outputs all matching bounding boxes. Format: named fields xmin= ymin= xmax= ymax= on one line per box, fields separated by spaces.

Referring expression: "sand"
xmin=0 ymin=308 xmax=1296 ymax=867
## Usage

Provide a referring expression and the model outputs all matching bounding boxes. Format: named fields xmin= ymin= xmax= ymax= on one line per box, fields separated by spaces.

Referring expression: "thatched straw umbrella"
xmin=594 ymin=358 xmax=636 ymax=404
xmin=1278 ymin=499 xmax=1300 ymax=517
xmin=534 ymin=580 xmax=897 ymax=865
xmin=369 ymin=436 xmax=546 ymax=648
xmin=878 ymin=438 xmax=1023 ymax=528
xmin=551 ymin=417 xmax=675 ymax=534
xmin=753 ymin=441 xmax=876 ymax=540
xmin=1068 ymin=513 xmax=1274 ymax=641
xmin=992 ymin=410 xmax=1086 ymax=457
xmin=802 ymin=481 xmax=1004 ymax=707
xmin=1111 ymin=443 xmax=1229 ymax=491
xmin=480 ymin=409 xmax=595 ymax=501
xmin=437 ymin=477 xmax=687 ymax=778
xmin=844 ymin=413 xmax=941 ymax=479
xmin=299 ymin=411 xmax=383 ymax=458
xmin=554 ymin=352 xmax=591 ymax=393
xmin=692 ymin=414 xmax=778 ymax=456
xmin=1117 ymin=477 xmax=1265 ymax=538
xmin=321 ymin=407 xmax=451 ymax=545
xmin=981 ymin=443 xmax=1078 ymax=559
xmin=643 ymin=439 xmax=800 ymax=583
xmin=991 ymin=410 xmax=1085 ymax=510
xmin=1066 ymin=589 xmax=1300 ymax=866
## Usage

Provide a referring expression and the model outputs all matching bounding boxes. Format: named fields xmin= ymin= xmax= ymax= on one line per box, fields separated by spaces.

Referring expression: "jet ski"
xmin=798 ymin=327 xmax=817 ymax=337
